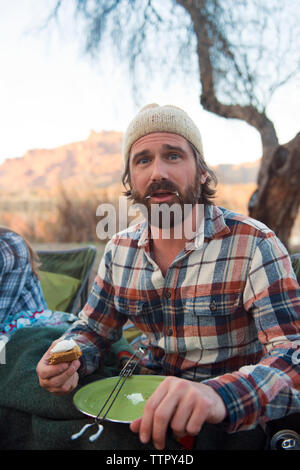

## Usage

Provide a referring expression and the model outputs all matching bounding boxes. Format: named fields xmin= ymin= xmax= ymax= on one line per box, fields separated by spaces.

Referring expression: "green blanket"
xmin=0 ymin=327 xmax=273 ymax=451
xmin=0 ymin=326 xmax=156 ymax=450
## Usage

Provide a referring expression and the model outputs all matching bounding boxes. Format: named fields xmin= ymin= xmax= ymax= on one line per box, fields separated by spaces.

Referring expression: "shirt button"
xmin=209 ymin=300 xmax=217 ymax=312
xmin=164 ymin=290 xmax=171 ymax=299
xmin=166 ymin=328 xmax=173 ymax=336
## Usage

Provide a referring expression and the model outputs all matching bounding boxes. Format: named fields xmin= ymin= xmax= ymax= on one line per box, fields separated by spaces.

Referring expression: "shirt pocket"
xmin=114 ymin=296 xmax=145 ymax=316
xmin=114 ymin=297 xmax=164 ymax=343
xmin=182 ymin=292 xmax=246 ymax=353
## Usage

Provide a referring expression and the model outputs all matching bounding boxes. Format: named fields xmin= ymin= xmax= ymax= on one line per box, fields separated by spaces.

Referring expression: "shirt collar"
xmin=204 ymin=204 xmax=230 ymax=239
xmin=137 ymin=204 xmax=230 ymax=249
xmin=137 ymin=221 xmax=150 ymax=248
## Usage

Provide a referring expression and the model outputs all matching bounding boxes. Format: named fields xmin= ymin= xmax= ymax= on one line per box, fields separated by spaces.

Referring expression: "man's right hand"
xmin=36 ymin=340 xmax=81 ymax=395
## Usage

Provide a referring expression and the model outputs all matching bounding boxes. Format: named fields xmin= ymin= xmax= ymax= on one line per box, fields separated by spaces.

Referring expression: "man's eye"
xmin=136 ymin=157 xmax=150 ymax=165
xmin=168 ymin=153 xmax=180 ymax=160
xmin=135 ymin=157 xmax=149 ymax=165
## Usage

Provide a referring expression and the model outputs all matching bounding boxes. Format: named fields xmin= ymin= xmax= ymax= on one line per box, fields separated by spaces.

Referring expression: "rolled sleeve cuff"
xmin=203 ymin=375 xmax=261 ymax=433
xmin=62 ymin=332 xmax=103 ymax=377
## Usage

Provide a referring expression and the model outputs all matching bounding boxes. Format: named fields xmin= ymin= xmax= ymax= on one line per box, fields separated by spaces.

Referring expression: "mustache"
xmin=144 ymin=180 xmax=180 ymax=198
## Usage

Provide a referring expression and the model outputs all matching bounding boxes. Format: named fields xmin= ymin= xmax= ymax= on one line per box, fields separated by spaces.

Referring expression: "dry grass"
xmin=1 ymin=183 xmax=299 ymax=251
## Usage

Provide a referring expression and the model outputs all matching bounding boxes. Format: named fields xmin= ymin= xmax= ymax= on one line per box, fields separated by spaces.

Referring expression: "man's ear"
xmin=200 ymin=171 xmax=208 ymax=184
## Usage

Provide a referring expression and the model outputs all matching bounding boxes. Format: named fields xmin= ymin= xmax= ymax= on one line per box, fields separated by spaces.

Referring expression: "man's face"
xmin=128 ymin=133 xmax=207 ymax=228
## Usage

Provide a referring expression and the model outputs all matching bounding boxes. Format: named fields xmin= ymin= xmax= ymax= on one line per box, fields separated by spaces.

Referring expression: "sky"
xmin=0 ymin=0 xmax=299 ymax=167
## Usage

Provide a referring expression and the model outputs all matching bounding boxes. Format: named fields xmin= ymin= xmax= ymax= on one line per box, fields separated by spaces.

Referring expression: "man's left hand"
xmin=130 ymin=376 xmax=227 ymax=450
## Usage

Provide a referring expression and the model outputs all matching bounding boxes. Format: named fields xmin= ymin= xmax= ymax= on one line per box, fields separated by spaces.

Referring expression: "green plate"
xmin=73 ymin=375 xmax=166 ymax=423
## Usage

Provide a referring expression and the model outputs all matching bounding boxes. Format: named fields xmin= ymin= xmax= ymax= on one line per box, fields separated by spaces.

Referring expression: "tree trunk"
xmin=177 ymin=0 xmax=300 ymax=249
xmin=248 ymin=133 xmax=300 ymax=250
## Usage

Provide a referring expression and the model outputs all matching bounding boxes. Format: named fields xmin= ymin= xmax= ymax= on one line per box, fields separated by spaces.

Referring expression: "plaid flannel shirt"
xmin=64 ymin=205 xmax=300 ymax=432
xmin=0 ymin=231 xmax=47 ymax=328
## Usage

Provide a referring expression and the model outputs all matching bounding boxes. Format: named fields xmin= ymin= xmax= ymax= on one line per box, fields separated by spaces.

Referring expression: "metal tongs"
xmin=71 ymin=345 xmax=147 ymax=442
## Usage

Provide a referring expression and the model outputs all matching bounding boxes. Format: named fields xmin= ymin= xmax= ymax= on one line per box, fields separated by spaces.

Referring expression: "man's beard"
xmin=130 ymin=174 xmax=203 ymax=230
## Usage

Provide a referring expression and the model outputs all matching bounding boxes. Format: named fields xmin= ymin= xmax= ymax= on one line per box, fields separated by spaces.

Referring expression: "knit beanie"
xmin=122 ymin=103 xmax=204 ymax=165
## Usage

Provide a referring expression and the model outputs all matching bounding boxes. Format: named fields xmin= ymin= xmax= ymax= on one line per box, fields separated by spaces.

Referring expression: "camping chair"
xmin=38 ymin=244 xmax=142 ymax=347
xmin=123 ymin=322 xmax=147 ymax=346
xmin=37 ymin=245 xmax=97 ymax=315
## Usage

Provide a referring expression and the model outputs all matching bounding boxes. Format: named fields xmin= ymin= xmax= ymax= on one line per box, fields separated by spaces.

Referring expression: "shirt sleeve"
xmin=0 ymin=233 xmax=30 ymax=323
xmin=203 ymin=233 xmax=300 ymax=432
xmin=63 ymin=239 xmax=128 ymax=376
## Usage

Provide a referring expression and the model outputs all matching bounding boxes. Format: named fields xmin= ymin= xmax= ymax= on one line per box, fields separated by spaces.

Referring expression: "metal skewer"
xmin=145 ymin=190 xmax=180 ymax=200
xmin=71 ymin=346 xmax=147 ymax=442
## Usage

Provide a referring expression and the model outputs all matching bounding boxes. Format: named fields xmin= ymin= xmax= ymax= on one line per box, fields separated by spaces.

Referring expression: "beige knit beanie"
xmin=122 ymin=103 xmax=204 ymax=164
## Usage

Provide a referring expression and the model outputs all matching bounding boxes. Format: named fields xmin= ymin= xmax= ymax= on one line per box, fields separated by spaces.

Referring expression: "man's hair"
xmin=188 ymin=142 xmax=218 ymax=205
xmin=121 ymin=140 xmax=218 ymax=205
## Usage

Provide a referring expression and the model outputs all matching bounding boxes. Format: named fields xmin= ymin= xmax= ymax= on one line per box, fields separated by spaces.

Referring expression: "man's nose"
xmin=150 ymin=158 xmax=168 ymax=181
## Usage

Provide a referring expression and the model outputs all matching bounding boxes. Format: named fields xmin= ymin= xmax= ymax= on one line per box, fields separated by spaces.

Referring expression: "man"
xmin=37 ymin=104 xmax=300 ymax=450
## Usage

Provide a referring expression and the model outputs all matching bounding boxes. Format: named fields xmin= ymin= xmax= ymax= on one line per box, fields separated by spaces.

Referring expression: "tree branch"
xmin=176 ymin=0 xmax=279 ymax=185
